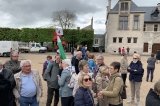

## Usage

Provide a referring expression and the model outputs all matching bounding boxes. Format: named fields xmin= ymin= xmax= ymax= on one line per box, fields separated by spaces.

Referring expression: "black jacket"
xmin=146 ymin=88 xmax=160 ymax=106
xmin=0 ymin=68 xmax=16 ymax=106
xmin=74 ymin=87 xmax=94 ymax=106
xmin=71 ymin=56 xmax=82 ymax=74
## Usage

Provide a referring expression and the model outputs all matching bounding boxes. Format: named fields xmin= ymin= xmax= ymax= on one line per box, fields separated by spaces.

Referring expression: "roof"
xmin=109 ymin=1 xmax=160 ymax=22
xmin=94 ymin=34 xmax=105 ymax=38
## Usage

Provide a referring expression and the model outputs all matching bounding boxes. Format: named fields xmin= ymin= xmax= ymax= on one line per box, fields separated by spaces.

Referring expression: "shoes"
xmin=127 ymin=100 xmax=134 ymax=104
xmin=146 ymin=80 xmax=148 ymax=82
xmin=137 ymin=102 xmax=141 ymax=106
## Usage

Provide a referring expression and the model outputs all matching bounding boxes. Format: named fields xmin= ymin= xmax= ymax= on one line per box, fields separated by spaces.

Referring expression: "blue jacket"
xmin=88 ymin=59 xmax=96 ymax=73
xmin=74 ymin=87 xmax=94 ymax=106
xmin=58 ymin=68 xmax=73 ymax=97
xmin=81 ymin=48 xmax=86 ymax=56
xmin=127 ymin=61 xmax=143 ymax=82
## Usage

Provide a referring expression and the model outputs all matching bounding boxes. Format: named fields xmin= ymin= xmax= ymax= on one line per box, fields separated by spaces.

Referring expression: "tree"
xmin=52 ymin=10 xmax=77 ymax=29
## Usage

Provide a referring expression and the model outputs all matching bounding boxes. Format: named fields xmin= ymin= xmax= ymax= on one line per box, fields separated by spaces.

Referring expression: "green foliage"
xmin=0 ymin=27 xmax=94 ymax=50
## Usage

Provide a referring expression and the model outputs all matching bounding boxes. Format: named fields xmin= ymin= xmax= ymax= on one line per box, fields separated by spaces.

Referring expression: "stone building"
xmin=105 ymin=0 xmax=160 ymax=54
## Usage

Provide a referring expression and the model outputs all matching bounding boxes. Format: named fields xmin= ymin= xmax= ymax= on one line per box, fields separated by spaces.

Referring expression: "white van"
xmin=0 ymin=41 xmax=19 ymax=57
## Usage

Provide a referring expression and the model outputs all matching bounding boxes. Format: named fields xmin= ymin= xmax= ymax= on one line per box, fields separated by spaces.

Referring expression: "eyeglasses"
xmin=22 ymin=65 xmax=31 ymax=68
xmin=83 ymin=78 xmax=92 ymax=82
xmin=133 ymin=58 xmax=138 ymax=59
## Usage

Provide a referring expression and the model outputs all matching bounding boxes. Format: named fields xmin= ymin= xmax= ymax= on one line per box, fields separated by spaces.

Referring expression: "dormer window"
xmin=121 ymin=2 xmax=128 ymax=11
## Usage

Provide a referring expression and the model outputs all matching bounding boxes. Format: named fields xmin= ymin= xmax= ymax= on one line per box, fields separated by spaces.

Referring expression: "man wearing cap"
xmin=44 ymin=55 xmax=61 ymax=106
xmin=58 ymin=59 xmax=74 ymax=106
xmin=120 ymin=52 xmax=128 ymax=87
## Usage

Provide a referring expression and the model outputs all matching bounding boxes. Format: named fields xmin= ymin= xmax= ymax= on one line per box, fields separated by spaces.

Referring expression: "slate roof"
xmin=110 ymin=1 xmax=160 ymax=22
xmin=94 ymin=34 xmax=105 ymax=38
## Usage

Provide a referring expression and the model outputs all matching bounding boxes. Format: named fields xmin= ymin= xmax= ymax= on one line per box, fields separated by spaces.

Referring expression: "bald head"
xmin=76 ymin=51 xmax=82 ymax=59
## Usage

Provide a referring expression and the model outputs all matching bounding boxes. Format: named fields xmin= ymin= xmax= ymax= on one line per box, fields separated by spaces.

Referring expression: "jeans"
xmin=19 ymin=95 xmax=39 ymax=106
xmin=146 ymin=67 xmax=155 ymax=82
xmin=109 ymin=103 xmax=123 ymax=106
xmin=121 ymin=74 xmax=127 ymax=85
xmin=61 ymin=96 xmax=74 ymax=106
xmin=46 ymin=87 xmax=59 ymax=106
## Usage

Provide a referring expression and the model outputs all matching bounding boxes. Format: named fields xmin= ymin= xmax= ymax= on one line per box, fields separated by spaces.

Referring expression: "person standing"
xmin=58 ymin=59 xmax=74 ymax=106
xmin=0 ymin=60 xmax=16 ymax=106
xmin=71 ymin=51 xmax=83 ymax=74
xmin=81 ymin=46 xmax=86 ymax=59
xmin=118 ymin=47 xmax=121 ymax=55
xmin=13 ymin=60 xmax=43 ymax=106
xmin=146 ymin=53 xmax=156 ymax=82
xmin=145 ymin=79 xmax=160 ymax=106
xmin=4 ymin=51 xmax=21 ymax=74
xmin=84 ymin=51 xmax=90 ymax=61
xmin=127 ymin=54 xmax=143 ymax=106
xmin=121 ymin=47 xmax=125 ymax=56
xmin=4 ymin=51 xmax=21 ymax=106
xmin=126 ymin=47 xmax=130 ymax=56
xmin=42 ymin=55 xmax=54 ymax=76
xmin=98 ymin=62 xmax=124 ymax=106
xmin=94 ymin=55 xmax=106 ymax=77
xmin=74 ymin=74 xmax=94 ymax=106
xmin=43 ymin=55 xmax=61 ymax=106
xmin=88 ymin=54 xmax=96 ymax=73
xmin=120 ymin=52 xmax=128 ymax=87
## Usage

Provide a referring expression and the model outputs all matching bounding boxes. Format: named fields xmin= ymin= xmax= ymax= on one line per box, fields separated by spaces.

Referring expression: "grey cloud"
xmin=0 ymin=0 xmax=102 ymax=27
xmin=95 ymin=20 xmax=105 ymax=24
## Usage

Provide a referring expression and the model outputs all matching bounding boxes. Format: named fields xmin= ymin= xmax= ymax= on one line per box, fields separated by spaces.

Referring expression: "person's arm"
xmin=42 ymin=61 xmax=47 ymax=76
xmin=120 ymin=58 xmax=125 ymax=70
xmin=96 ymin=76 xmax=103 ymax=91
xmin=101 ymin=77 xmax=123 ymax=97
xmin=4 ymin=61 xmax=21 ymax=74
xmin=7 ymin=70 xmax=16 ymax=90
xmin=43 ymin=63 xmax=53 ymax=81
xmin=74 ymin=89 xmax=85 ymax=106
xmin=132 ymin=63 xmax=143 ymax=75
xmin=127 ymin=62 xmax=135 ymax=73
xmin=13 ymin=75 xmax=20 ymax=99
xmin=37 ymin=70 xmax=43 ymax=97
xmin=58 ymin=70 xmax=68 ymax=86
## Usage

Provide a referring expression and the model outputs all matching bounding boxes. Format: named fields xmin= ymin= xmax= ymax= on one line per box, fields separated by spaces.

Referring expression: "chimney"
xmin=77 ymin=27 xmax=80 ymax=30
xmin=108 ymin=0 xmax=111 ymax=12
xmin=158 ymin=3 xmax=160 ymax=10
xmin=91 ymin=17 xmax=93 ymax=29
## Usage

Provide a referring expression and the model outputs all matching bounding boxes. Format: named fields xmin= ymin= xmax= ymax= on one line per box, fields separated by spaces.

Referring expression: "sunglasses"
xmin=133 ymin=58 xmax=138 ymax=59
xmin=83 ymin=78 xmax=92 ymax=82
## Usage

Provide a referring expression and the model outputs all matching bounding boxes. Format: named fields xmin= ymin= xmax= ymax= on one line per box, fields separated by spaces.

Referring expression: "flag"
xmin=56 ymin=29 xmax=63 ymax=36
xmin=57 ymin=36 xmax=66 ymax=60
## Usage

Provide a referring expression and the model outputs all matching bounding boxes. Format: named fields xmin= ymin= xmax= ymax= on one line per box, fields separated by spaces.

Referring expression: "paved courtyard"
xmin=0 ymin=52 xmax=159 ymax=106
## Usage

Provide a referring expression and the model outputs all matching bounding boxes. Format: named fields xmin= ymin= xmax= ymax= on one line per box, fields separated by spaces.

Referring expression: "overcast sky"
xmin=0 ymin=0 xmax=159 ymax=34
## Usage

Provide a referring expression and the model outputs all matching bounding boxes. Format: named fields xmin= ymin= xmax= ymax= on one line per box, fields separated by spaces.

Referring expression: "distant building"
xmin=105 ymin=0 xmax=160 ymax=54
xmin=93 ymin=34 xmax=105 ymax=52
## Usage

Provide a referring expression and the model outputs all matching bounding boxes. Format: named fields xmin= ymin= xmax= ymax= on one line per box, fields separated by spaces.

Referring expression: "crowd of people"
xmin=0 ymin=49 xmax=160 ymax=106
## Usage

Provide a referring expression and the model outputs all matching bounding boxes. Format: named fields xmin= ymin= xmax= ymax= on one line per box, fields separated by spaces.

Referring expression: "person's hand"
xmin=134 ymin=70 xmax=137 ymax=72
xmin=97 ymin=91 xmax=103 ymax=98
xmin=57 ymin=75 xmax=60 ymax=79
xmin=128 ymin=67 xmax=131 ymax=69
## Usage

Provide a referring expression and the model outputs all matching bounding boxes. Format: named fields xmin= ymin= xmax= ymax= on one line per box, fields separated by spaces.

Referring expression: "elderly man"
xmin=71 ymin=51 xmax=83 ymax=74
xmin=13 ymin=60 xmax=43 ymax=106
xmin=4 ymin=51 xmax=21 ymax=74
xmin=43 ymin=55 xmax=61 ymax=106
xmin=94 ymin=55 xmax=106 ymax=77
xmin=84 ymin=51 xmax=90 ymax=61
xmin=0 ymin=60 xmax=16 ymax=106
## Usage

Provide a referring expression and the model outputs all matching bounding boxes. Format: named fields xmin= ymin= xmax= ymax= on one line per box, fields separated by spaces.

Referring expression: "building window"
xmin=94 ymin=39 xmax=98 ymax=44
xmin=119 ymin=16 xmax=128 ymax=30
xmin=127 ymin=37 xmax=132 ymax=43
xmin=134 ymin=16 xmax=139 ymax=30
xmin=143 ymin=24 xmax=146 ymax=31
xmin=119 ymin=37 xmax=123 ymax=43
xmin=133 ymin=38 xmax=138 ymax=43
xmin=113 ymin=37 xmax=117 ymax=43
xmin=121 ymin=2 xmax=128 ymax=11
xmin=154 ymin=24 xmax=158 ymax=31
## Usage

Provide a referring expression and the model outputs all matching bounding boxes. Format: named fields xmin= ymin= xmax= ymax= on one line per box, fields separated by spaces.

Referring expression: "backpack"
xmin=67 ymin=66 xmax=77 ymax=88
xmin=114 ymin=76 xmax=127 ymax=99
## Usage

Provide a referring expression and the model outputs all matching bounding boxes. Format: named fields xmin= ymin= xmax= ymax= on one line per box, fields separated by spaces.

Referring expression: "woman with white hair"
xmin=58 ymin=59 xmax=74 ymax=106
xmin=146 ymin=79 xmax=160 ymax=106
xmin=127 ymin=54 xmax=143 ymax=106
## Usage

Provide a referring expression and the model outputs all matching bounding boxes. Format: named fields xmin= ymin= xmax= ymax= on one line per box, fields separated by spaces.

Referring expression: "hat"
xmin=62 ymin=59 xmax=71 ymax=66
